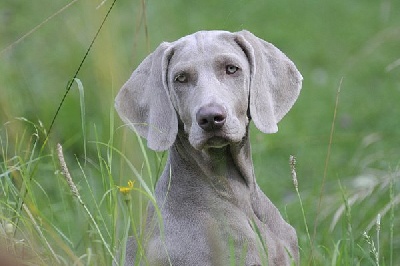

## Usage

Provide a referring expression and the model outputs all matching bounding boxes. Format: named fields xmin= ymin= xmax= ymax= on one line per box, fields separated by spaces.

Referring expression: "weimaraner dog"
xmin=115 ymin=30 xmax=302 ymax=265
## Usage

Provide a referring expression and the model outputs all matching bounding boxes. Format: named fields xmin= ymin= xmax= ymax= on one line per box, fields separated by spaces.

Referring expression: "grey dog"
xmin=115 ymin=30 xmax=302 ymax=265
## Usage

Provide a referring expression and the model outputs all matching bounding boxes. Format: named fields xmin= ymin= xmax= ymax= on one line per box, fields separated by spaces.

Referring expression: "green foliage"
xmin=0 ymin=0 xmax=399 ymax=265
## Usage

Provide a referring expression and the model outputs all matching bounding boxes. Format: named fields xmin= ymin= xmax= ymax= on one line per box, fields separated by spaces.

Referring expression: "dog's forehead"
xmin=175 ymin=30 xmax=232 ymax=49
xmin=169 ymin=31 xmax=248 ymax=67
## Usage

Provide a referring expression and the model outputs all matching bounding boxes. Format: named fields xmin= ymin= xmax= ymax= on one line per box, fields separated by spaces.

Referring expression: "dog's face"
xmin=115 ymin=30 xmax=302 ymax=152
xmin=167 ymin=32 xmax=251 ymax=150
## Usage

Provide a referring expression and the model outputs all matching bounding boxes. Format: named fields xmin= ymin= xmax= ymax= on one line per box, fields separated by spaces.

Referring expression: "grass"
xmin=0 ymin=114 xmax=398 ymax=265
xmin=1 ymin=0 xmax=400 ymax=265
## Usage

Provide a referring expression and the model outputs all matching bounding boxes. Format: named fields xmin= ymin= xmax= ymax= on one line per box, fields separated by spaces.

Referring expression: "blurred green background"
xmin=1 ymin=0 xmax=399 ymax=264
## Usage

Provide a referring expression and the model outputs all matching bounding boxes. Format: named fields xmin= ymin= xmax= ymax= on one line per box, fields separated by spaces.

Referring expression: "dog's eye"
xmin=174 ymin=73 xmax=188 ymax=83
xmin=226 ymin=65 xmax=239 ymax=75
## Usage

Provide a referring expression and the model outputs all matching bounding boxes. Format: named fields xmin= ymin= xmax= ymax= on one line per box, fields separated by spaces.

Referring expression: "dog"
xmin=115 ymin=30 xmax=302 ymax=265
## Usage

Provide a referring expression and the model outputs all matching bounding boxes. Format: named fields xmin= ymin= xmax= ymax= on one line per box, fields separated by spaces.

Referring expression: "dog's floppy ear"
xmin=235 ymin=30 xmax=302 ymax=133
xmin=115 ymin=42 xmax=177 ymax=151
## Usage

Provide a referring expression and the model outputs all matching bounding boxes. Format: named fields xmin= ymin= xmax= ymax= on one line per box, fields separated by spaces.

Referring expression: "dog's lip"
xmin=190 ymin=124 xmax=244 ymax=150
xmin=203 ymin=136 xmax=229 ymax=148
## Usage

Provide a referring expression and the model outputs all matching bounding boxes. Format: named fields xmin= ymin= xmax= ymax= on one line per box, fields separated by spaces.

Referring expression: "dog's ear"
xmin=234 ymin=30 xmax=302 ymax=133
xmin=115 ymin=42 xmax=178 ymax=151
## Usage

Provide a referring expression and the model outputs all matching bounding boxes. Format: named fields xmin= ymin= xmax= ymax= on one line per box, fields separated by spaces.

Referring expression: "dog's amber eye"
xmin=174 ymin=73 xmax=188 ymax=83
xmin=226 ymin=65 xmax=239 ymax=75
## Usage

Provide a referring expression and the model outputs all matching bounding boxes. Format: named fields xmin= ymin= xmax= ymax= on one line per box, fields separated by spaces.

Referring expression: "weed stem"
xmin=57 ymin=143 xmax=118 ymax=265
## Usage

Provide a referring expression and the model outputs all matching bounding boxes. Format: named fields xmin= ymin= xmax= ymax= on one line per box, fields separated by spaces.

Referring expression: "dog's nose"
xmin=196 ymin=104 xmax=227 ymax=131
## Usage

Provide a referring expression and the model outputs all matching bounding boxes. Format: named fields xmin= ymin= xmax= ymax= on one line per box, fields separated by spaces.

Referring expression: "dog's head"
xmin=115 ymin=30 xmax=302 ymax=151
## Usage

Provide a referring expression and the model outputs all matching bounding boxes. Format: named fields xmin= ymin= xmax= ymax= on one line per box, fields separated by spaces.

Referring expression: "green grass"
xmin=1 ymin=0 xmax=400 ymax=265
xmin=1 ymin=114 xmax=398 ymax=265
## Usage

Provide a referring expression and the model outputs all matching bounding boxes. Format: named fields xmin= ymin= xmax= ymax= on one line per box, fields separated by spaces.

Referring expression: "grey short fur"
xmin=115 ymin=30 xmax=302 ymax=266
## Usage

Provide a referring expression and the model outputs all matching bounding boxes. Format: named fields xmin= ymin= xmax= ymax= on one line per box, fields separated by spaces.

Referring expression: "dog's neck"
xmin=168 ymin=130 xmax=255 ymax=190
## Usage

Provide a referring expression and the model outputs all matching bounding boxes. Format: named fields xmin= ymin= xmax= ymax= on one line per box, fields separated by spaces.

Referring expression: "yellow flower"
xmin=118 ymin=180 xmax=135 ymax=194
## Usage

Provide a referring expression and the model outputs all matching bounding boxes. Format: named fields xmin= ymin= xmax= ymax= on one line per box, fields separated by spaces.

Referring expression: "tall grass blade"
xmin=75 ymin=156 xmax=112 ymax=240
xmin=0 ymin=0 xmax=80 ymax=56
xmin=290 ymin=155 xmax=311 ymax=250
xmin=310 ymin=78 xmax=343 ymax=263
xmin=56 ymin=143 xmax=118 ymax=265
xmin=376 ymin=214 xmax=381 ymax=266
xmin=23 ymin=204 xmax=60 ymax=263
xmin=46 ymin=0 xmax=118 ymax=138
xmin=74 ymin=78 xmax=87 ymax=163
xmin=389 ymin=176 xmax=394 ymax=266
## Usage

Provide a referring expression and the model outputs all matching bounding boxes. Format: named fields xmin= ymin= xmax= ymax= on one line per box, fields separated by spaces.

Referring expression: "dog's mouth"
xmin=203 ymin=136 xmax=229 ymax=148
xmin=189 ymin=132 xmax=232 ymax=150
xmin=188 ymin=118 xmax=246 ymax=150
